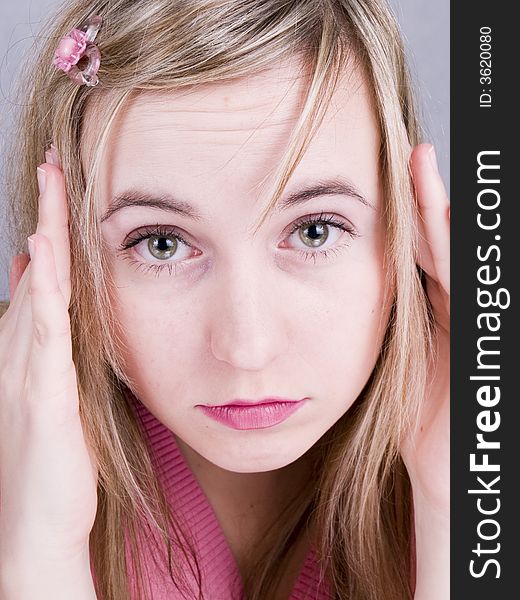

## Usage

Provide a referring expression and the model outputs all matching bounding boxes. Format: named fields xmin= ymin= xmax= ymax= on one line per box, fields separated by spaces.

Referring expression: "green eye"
xmin=298 ymin=222 xmax=330 ymax=248
xmin=147 ymin=235 xmax=178 ymax=259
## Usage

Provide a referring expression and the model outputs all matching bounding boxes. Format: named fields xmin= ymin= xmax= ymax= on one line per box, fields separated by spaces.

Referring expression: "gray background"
xmin=0 ymin=0 xmax=449 ymax=301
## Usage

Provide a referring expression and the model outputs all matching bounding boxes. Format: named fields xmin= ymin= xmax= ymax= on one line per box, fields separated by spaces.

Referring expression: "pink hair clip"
xmin=53 ymin=15 xmax=102 ymax=87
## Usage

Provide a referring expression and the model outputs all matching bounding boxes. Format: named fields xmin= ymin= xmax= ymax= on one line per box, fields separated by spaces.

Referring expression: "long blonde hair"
xmin=1 ymin=1 xmax=432 ymax=598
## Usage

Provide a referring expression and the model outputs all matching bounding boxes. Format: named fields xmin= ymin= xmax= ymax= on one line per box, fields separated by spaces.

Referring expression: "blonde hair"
xmin=1 ymin=1 xmax=433 ymax=598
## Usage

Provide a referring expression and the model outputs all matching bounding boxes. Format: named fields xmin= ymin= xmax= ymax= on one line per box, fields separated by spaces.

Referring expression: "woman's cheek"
xmin=111 ymin=291 xmax=193 ymax=375
xmin=320 ymin=262 xmax=388 ymax=368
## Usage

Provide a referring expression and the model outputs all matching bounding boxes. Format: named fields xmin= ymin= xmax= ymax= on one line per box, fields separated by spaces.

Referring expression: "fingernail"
xmin=428 ymin=145 xmax=438 ymax=173
xmin=28 ymin=236 xmax=36 ymax=260
xmin=37 ymin=167 xmax=47 ymax=195
xmin=45 ymin=144 xmax=61 ymax=168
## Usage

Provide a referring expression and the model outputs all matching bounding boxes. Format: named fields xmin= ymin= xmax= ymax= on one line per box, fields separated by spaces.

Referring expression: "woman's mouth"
xmin=195 ymin=397 xmax=309 ymax=430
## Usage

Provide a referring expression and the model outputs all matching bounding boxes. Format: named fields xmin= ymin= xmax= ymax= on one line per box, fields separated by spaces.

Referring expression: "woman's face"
xmin=87 ymin=58 xmax=391 ymax=473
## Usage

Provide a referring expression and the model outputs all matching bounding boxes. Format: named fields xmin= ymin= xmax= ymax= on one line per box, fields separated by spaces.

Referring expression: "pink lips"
xmin=196 ymin=397 xmax=309 ymax=430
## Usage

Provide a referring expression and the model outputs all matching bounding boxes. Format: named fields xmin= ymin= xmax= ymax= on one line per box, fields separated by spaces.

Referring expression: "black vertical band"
xmin=451 ymin=3 xmax=518 ymax=596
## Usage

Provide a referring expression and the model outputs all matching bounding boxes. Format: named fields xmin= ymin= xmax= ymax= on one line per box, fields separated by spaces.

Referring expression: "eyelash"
xmin=116 ymin=212 xmax=360 ymax=277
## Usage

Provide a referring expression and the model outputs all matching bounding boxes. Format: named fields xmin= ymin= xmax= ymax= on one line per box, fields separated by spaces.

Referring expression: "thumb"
xmin=9 ymin=253 xmax=31 ymax=300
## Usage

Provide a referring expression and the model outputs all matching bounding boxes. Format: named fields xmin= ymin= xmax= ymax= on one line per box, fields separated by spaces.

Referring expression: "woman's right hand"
xmin=0 ymin=147 xmax=98 ymax=593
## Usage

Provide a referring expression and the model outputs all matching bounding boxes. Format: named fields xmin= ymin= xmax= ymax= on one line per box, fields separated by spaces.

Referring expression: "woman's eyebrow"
xmin=277 ymin=178 xmax=373 ymax=211
xmin=100 ymin=177 xmax=373 ymax=223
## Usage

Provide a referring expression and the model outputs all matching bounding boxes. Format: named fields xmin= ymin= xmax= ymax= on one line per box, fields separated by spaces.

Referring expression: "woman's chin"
xmin=178 ymin=431 xmax=314 ymax=474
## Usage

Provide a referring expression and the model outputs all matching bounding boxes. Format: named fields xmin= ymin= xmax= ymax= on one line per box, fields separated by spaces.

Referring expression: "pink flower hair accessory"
xmin=53 ymin=15 xmax=102 ymax=87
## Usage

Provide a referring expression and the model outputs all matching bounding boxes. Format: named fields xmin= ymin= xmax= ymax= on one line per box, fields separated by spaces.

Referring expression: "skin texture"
xmin=89 ymin=60 xmax=389 ymax=475
xmin=81 ymin=59 xmax=392 ymax=575
xmin=3 ymin=58 xmax=449 ymax=597
xmin=1 ymin=149 xmax=98 ymax=598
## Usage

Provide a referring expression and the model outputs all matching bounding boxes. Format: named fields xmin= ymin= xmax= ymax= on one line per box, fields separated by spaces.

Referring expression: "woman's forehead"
xmin=83 ymin=58 xmax=381 ymax=214
xmin=82 ymin=56 xmax=375 ymax=153
xmin=119 ymin=74 xmax=370 ymax=136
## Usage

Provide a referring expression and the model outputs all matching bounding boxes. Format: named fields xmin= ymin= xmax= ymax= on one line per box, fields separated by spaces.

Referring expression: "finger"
xmin=4 ymin=254 xmax=31 ymax=348
xmin=9 ymin=254 xmax=30 ymax=300
xmin=5 ymin=268 xmax=35 ymax=379
xmin=27 ymin=234 xmax=76 ymax=413
xmin=35 ymin=157 xmax=72 ymax=306
xmin=424 ymin=273 xmax=450 ymax=333
xmin=409 ymin=153 xmax=436 ymax=279
xmin=410 ymin=144 xmax=450 ymax=295
xmin=415 ymin=220 xmax=435 ymax=280
xmin=1 ymin=253 xmax=31 ymax=329
xmin=1 ymin=251 xmax=32 ymax=388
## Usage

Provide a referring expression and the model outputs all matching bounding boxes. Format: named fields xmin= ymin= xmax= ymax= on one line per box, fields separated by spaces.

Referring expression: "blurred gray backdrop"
xmin=0 ymin=0 xmax=449 ymax=301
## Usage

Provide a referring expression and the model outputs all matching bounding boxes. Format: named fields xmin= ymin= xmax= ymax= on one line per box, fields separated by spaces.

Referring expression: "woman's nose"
xmin=208 ymin=263 xmax=289 ymax=371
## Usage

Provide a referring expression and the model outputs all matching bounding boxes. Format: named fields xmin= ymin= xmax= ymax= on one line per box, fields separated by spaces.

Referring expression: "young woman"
xmin=0 ymin=1 xmax=449 ymax=598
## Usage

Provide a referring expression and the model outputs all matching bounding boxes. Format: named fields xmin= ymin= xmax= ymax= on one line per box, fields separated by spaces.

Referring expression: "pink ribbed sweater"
xmin=126 ymin=395 xmax=332 ymax=599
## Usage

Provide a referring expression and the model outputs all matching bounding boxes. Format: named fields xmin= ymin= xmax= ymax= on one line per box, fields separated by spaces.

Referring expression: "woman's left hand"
xmin=401 ymin=143 xmax=450 ymax=522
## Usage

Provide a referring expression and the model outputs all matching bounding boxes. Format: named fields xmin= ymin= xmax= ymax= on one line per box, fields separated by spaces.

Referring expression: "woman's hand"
xmin=0 ymin=147 xmax=98 ymax=596
xmin=400 ymin=143 xmax=450 ymax=599
xmin=400 ymin=143 xmax=450 ymax=519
